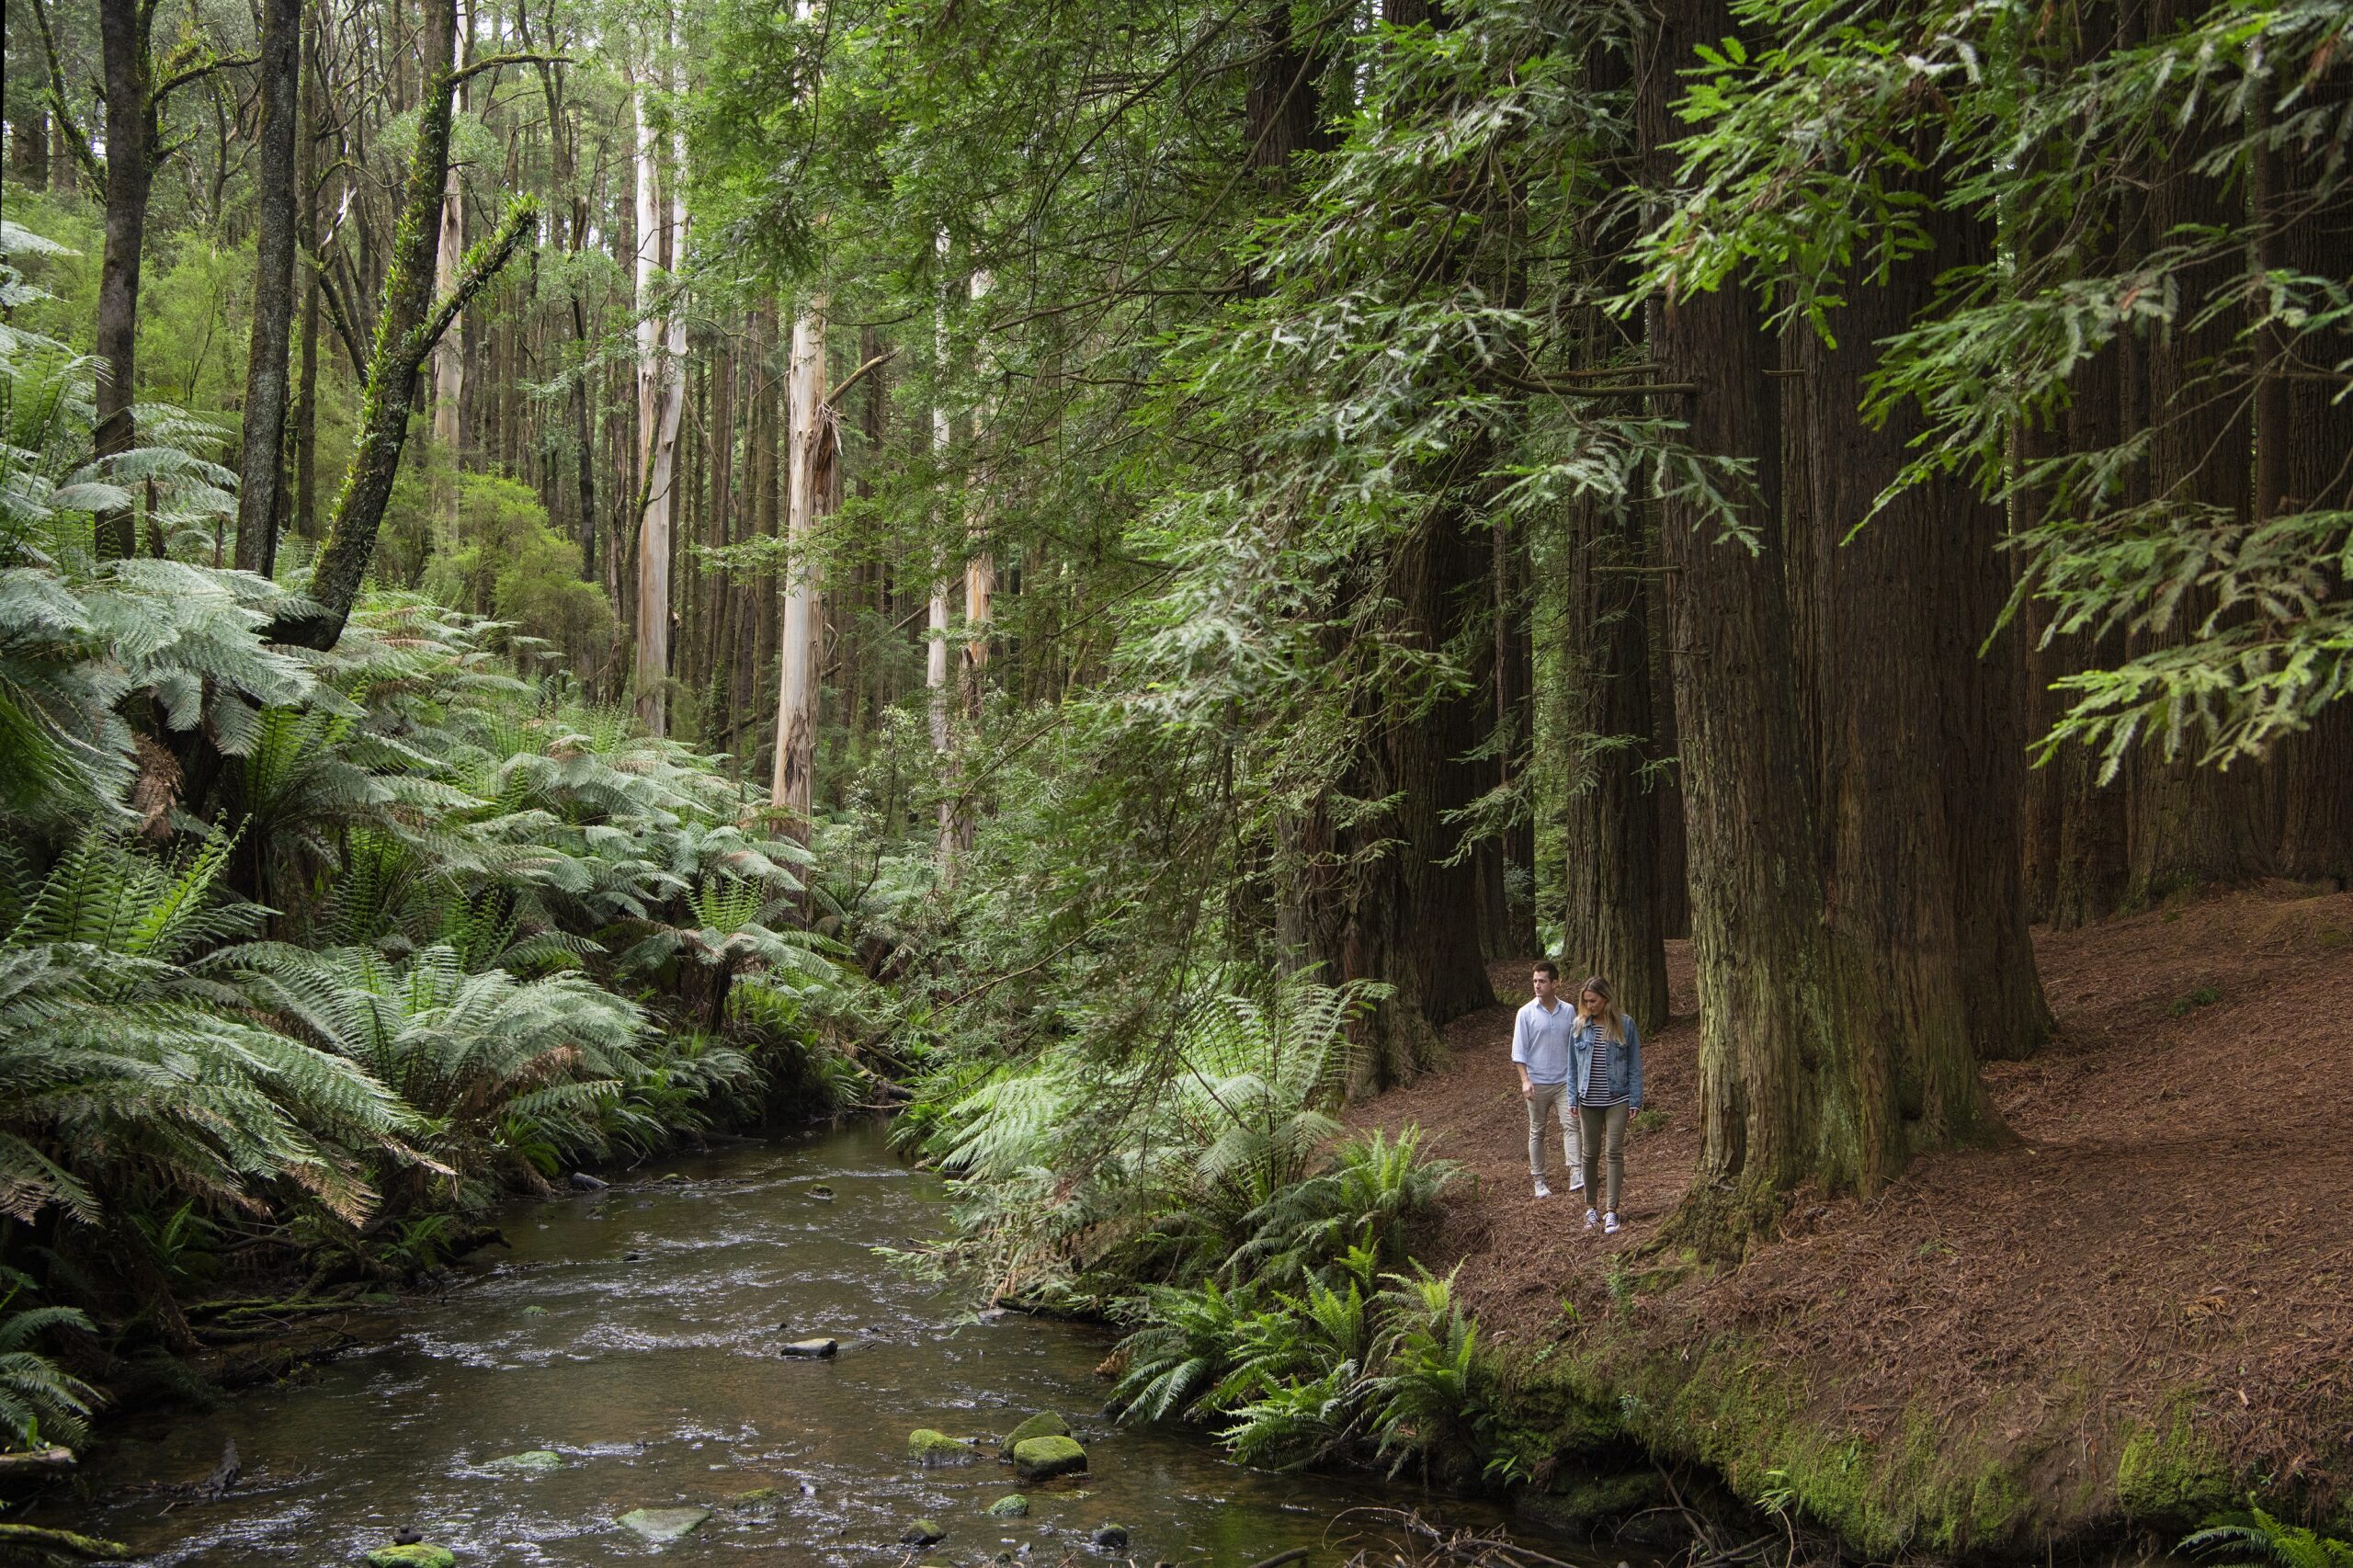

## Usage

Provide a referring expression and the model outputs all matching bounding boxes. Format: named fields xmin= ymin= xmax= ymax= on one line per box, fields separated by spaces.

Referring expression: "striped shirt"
xmin=1580 ymin=1028 xmax=1626 ymax=1108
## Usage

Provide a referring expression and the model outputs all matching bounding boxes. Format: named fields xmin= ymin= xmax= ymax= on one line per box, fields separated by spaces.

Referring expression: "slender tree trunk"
xmin=292 ymin=7 xmax=324 ymax=545
xmin=745 ymin=303 xmax=780 ymax=745
xmin=232 ymin=0 xmax=303 ymax=576
xmin=1563 ymin=492 xmax=1669 ymax=1033
xmin=93 ymin=0 xmax=160 ymax=560
xmin=704 ymin=333 xmax=736 ymax=731
xmin=631 ymin=49 xmax=686 ymax=734
xmin=772 ymin=302 xmax=827 ymax=835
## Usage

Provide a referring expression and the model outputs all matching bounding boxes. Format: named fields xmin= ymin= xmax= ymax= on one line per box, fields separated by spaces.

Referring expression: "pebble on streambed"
xmin=616 ymin=1506 xmax=712 ymax=1542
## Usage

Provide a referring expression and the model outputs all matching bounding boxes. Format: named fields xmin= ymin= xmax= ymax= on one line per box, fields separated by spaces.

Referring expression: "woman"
xmin=1568 ymin=975 xmax=1643 ymax=1234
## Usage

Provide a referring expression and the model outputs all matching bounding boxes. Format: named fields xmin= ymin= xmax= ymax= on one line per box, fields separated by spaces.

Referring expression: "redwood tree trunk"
xmin=1796 ymin=188 xmax=2027 ymax=1168
xmin=1562 ymin=492 xmax=1668 ymax=1033
xmin=1640 ymin=0 xmax=1854 ymax=1242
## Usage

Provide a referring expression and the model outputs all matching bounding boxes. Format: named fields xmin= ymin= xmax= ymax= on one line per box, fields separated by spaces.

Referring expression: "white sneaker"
xmin=1583 ymin=1208 xmax=1599 ymax=1230
xmin=1604 ymin=1212 xmax=1622 ymax=1235
xmin=1533 ymin=1176 xmax=1552 ymax=1199
xmin=1568 ymin=1174 xmax=1586 ymax=1192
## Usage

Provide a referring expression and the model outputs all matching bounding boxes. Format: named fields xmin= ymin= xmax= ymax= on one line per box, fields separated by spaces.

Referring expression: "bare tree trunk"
xmin=233 ymin=0 xmax=303 ymax=575
xmin=631 ymin=40 xmax=686 ymax=734
xmin=93 ymin=0 xmax=161 ymax=560
xmin=293 ymin=5 xmax=325 ymax=544
xmin=772 ymin=302 xmax=828 ymax=835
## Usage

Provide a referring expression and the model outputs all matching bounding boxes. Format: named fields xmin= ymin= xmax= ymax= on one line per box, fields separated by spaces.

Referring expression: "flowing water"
xmin=50 ymin=1123 xmax=1611 ymax=1567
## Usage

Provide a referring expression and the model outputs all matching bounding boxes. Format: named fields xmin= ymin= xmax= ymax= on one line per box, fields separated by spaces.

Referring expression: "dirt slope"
xmin=1347 ymin=883 xmax=2353 ymax=1550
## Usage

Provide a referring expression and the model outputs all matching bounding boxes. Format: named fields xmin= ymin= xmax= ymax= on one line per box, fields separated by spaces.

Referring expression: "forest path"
xmin=1347 ymin=881 xmax=2353 ymax=1517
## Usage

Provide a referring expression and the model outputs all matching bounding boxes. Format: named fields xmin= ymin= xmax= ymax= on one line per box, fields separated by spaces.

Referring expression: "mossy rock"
xmin=615 ymin=1506 xmax=711 ymax=1542
xmin=1011 ymin=1434 xmax=1088 ymax=1483
xmin=985 ymin=1494 xmax=1030 ymax=1517
xmin=364 ymin=1547 xmax=456 ymax=1568
xmin=1003 ymin=1411 xmax=1070 ymax=1448
xmin=900 ymin=1517 xmax=946 ymax=1545
xmin=488 ymin=1449 xmax=562 ymax=1471
xmin=2117 ymin=1413 xmax=2234 ymax=1528
xmin=907 ymin=1427 xmax=974 ymax=1465
xmin=728 ymin=1485 xmax=781 ymax=1504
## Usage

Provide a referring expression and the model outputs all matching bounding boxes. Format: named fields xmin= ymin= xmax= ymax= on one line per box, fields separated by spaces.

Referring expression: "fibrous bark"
xmin=1562 ymin=492 xmax=1668 ymax=1033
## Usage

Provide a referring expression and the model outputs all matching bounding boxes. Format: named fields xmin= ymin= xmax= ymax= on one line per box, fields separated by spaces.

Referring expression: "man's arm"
xmin=1509 ymin=1008 xmax=1533 ymax=1096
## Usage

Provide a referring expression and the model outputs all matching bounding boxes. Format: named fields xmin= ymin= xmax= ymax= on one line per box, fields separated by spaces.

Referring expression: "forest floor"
xmin=1347 ymin=881 xmax=2353 ymax=1555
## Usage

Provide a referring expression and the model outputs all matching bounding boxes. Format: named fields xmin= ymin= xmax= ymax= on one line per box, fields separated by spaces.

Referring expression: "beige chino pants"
xmin=1524 ymin=1081 xmax=1581 ymax=1180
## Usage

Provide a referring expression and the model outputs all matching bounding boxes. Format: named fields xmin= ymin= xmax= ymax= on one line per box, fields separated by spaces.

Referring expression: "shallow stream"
xmin=53 ymin=1123 xmax=1607 ymax=1566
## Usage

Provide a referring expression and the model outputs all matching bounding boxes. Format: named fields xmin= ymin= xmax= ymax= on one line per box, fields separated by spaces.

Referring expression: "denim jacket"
xmin=1568 ymin=1015 xmax=1643 ymax=1109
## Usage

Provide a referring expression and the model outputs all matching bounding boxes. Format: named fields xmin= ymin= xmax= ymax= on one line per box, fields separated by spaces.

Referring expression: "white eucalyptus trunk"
xmin=631 ymin=31 xmax=687 ymax=735
xmin=771 ymin=301 xmax=829 ymax=834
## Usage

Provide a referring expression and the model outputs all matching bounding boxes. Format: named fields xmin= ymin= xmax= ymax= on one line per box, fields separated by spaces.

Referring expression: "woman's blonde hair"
xmin=1577 ymin=975 xmax=1623 ymax=1043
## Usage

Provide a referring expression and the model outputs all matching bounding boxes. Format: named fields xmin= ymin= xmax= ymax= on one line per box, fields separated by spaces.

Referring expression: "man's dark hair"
xmin=1532 ymin=959 xmax=1559 ymax=980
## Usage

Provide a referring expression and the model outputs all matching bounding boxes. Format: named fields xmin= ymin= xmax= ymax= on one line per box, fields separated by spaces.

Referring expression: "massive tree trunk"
xmin=93 ymin=0 xmax=161 ymax=560
xmin=1640 ymin=0 xmax=1856 ymax=1244
xmin=1563 ymin=491 xmax=1669 ymax=1033
xmin=1793 ymin=187 xmax=2029 ymax=1168
xmin=232 ymin=0 xmax=303 ymax=576
xmin=263 ymin=0 xmax=536 ymax=651
xmin=771 ymin=303 xmax=828 ymax=837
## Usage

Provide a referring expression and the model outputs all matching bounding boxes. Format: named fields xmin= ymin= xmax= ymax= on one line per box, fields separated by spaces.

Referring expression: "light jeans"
xmin=1525 ymin=1081 xmax=1580 ymax=1179
xmin=1578 ymin=1102 xmax=1629 ymax=1215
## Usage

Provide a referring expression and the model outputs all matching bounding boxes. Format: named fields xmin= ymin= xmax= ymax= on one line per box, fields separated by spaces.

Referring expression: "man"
xmin=1510 ymin=959 xmax=1582 ymax=1199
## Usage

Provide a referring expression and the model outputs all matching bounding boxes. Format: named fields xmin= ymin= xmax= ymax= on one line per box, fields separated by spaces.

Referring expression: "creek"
xmin=50 ymin=1122 xmax=1610 ymax=1566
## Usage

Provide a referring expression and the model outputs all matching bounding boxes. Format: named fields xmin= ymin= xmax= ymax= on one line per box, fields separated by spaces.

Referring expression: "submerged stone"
xmin=728 ymin=1484 xmax=780 ymax=1504
xmin=489 ymin=1449 xmax=562 ymax=1471
xmin=616 ymin=1506 xmax=711 ymax=1542
xmin=1002 ymin=1411 xmax=1069 ymax=1448
xmin=779 ymin=1337 xmax=838 ymax=1358
xmin=907 ymin=1427 xmax=972 ymax=1465
xmin=901 ymin=1518 xmax=947 ymax=1545
xmin=1011 ymin=1434 xmax=1087 ymax=1482
xmin=363 ymin=1548 xmax=456 ymax=1568
xmin=985 ymin=1494 xmax=1029 ymax=1517
xmin=1091 ymin=1523 xmax=1130 ymax=1548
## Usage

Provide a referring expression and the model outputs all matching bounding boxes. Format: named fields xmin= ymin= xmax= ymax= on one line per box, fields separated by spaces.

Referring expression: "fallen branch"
xmin=0 ymin=1522 xmax=133 ymax=1559
xmin=0 ymin=1445 xmax=75 ymax=1476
